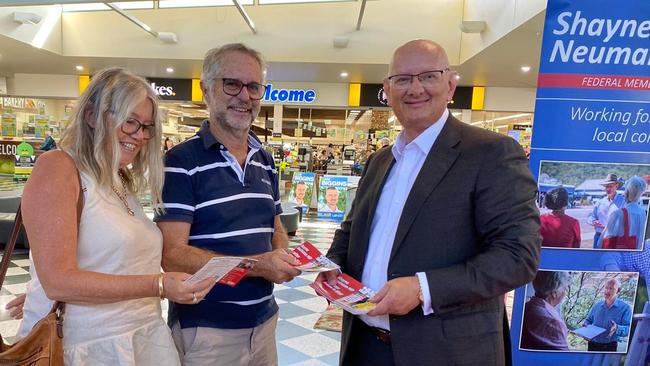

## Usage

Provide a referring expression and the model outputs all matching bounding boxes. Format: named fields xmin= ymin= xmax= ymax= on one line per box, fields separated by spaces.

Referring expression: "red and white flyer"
xmin=310 ymin=273 xmax=376 ymax=315
xmin=184 ymin=257 xmax=257 ymax=287
xmin=290 ymin=241 xmax=340 ymax=272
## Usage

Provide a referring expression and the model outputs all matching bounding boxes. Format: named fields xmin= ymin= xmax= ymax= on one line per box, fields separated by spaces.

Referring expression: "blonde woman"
xmin=17 ymin=68 xmax=215 ymax=365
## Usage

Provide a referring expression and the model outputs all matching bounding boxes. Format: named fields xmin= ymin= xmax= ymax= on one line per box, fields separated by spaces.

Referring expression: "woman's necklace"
xmin=112 ymin=171 xmax=135 ymax=216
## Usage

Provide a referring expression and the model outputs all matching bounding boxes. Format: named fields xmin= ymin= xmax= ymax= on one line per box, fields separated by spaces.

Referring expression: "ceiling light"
xmin=521 ymin=66 xmax=531 ymax=73
xmin=13 ymin=11 xmax=42 ymax=25
xmin=455 ymin=75 xmax=461 ymax=80
xmin=166 ymin=67 xmax=174 ymax=73
xmin=459 ymin=20 xmax=486 ymax=34
xmin=75 ymin=65 xmax=84 ymax=71
xmin=340 ymin=72 xmax=349 ymax=78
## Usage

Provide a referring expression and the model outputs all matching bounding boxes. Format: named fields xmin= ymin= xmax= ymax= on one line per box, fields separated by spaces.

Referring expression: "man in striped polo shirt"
xmin=156 ymin=43 xmax=301 ymax=366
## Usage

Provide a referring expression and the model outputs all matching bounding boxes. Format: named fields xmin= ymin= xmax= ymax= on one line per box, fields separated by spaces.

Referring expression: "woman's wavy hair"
xmin=59 ymin=67 xmax=164 ymax=212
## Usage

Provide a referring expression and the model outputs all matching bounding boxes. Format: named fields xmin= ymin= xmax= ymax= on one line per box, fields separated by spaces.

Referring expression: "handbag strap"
xmin=621 ymin=208 xmax=630 ymax=239
xmin=0 ymin=169 xmax=85 ymax=289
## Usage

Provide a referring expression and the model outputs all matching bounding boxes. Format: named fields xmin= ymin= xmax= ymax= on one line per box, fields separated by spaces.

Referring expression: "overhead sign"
xmin=146 ymin=78 xmax=192 ymax=101
xmin=0 ymin=97 xmax=45 ymax=110
xmin=349 ymin=83 xmax=483 ymax=110
xmin=263 ymin=84 xmax=316 ymax=103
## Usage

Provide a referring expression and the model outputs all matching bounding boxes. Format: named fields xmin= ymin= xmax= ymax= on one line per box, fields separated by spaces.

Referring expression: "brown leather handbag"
xmin=0 ymin=173 xmax=84 ymax=365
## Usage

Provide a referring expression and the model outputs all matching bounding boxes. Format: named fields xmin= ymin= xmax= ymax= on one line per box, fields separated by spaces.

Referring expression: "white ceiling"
xmin=0 ymin=0 xmax=545 ymax=87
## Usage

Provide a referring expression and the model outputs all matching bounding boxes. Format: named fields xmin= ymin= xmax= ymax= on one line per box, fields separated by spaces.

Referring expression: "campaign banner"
xmin=317 ymin=175 xmax=348 ymax=221
xmin=512 ymin=0 xmax=650 ymax=365
xmin=289 ymin=172 xmax=316 ymax=210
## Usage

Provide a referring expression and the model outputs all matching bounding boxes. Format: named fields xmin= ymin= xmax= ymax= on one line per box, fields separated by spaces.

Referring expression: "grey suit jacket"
xmin=327 ymin=115 xmax=541 ymax=366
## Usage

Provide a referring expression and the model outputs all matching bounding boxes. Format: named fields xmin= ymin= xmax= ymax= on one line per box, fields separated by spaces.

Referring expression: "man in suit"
xmin=317 ymin=39 xmax=541 ymax=365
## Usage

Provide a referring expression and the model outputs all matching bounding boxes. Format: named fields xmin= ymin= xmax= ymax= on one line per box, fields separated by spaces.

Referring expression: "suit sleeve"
xmin=426 ymin=136 xmax=541 ymax=314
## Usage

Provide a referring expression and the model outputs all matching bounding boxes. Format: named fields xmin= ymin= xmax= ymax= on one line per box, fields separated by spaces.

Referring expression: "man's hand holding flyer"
xmin=310 ymin=273 xmax=377 ymax=315
xmin=184 ymin=257 xmax=257 ymax=287
xmin=290 ymin=241 xmax=340 ymax=272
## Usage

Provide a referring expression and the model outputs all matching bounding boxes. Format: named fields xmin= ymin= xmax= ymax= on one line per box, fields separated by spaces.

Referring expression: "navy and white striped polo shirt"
xmin=155 ymin=120 xmax=282 ymax=329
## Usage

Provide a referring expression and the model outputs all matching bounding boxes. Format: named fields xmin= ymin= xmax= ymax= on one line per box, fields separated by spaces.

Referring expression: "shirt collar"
xmin=198 ymin=119 xmax=262 ymax=151
xmin=392 ymin=109 xmax=449 ymax=159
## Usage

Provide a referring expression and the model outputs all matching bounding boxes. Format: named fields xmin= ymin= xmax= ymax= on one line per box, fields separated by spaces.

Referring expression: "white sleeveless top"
xmin=18 ymin=171 xmax=180 ymax=365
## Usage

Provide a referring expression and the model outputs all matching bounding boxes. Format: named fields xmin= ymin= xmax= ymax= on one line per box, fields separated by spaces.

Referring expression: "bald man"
xmin=318 ymin=39 xmax=540 ymax=365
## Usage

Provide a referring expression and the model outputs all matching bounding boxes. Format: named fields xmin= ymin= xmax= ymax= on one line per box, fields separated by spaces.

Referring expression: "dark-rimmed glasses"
xmin=221 ymin=78 xmax=267 ymax=100
xmin=387 ymin=69 xmax=450 ymax=89
xmin=122 ymin=117 xmax=154 ymax=139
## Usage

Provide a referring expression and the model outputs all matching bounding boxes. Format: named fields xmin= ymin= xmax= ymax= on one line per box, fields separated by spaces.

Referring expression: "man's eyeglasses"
xmin=221 ymin=78 xmax=267 ymax=100
xmin=122 ymin=117 xmax=154 ymax=139
xmin=387 ymin=69 xmax=450 ymax=89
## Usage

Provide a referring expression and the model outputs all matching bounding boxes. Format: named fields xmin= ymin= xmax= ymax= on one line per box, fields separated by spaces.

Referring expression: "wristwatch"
xmin=417 ymin=286 xmax=424 ymax=304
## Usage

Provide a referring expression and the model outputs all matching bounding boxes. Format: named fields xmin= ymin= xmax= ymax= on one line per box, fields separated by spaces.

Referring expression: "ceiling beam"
xmin=356 ymin=0 xmax=367 ymax=31
xmin=232 ymin=0 xmax=256 ymax=34
xmin=106 ymin=2 xmax=158 ymax=38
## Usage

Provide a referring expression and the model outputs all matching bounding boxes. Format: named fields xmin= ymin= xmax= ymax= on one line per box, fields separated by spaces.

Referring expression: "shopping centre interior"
xmin=0 ymin=0 xmax=547 ymax=364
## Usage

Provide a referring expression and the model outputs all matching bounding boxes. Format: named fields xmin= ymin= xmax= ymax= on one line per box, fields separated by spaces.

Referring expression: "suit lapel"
xmin=389 ymin=117 xmax=462 ymax=262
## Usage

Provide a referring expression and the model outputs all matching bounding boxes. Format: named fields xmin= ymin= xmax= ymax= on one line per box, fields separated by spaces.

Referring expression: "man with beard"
xmin=155 ymin=43 xmax=300 ymax=366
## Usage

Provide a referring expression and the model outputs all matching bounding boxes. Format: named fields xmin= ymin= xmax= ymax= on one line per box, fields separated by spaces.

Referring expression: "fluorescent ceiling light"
xmin=259 ymin=0 xmax=350 ymax=4
xmin=166 ymin=67 xmax=174 ymax=73
xmin=520 ymin=66 xmax=531 ymax=73
xmin=75 ymin=65 xmax=84 ymax=71
xmin=159 ymin=0 xmax=253 ymax=8
xmin=470 ymin=113 xmax=531 ymax=126
xmin=62 ymin=1 xmax=153 ymax=12
xmin=340 ymin=72 xmax=348 ymax=78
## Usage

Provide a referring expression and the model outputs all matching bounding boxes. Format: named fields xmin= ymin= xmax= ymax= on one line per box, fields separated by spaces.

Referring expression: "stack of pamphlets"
xmin=309 ymin=272 xmax=377 ymax=315
xmin=290 ymin=241 xmax=340 ymax=272
xmin=184 ymin=256 xmax=257 ymax=287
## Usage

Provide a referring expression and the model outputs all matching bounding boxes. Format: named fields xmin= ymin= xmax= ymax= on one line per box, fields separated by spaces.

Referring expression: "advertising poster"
xmin=14 ymin=141 xmax=35 ymax=181
xmin=289 ymin=172 xmax=316 ymax=210
xmin=34 ymin=113 xmax=49 ymax=139
xmin=512 ymin=0 xmax=650 ymax=365
xmin=1 ymin=110 xmax=16 ymax=138
xmin=317 ymin=175 xmax=348 ymax=221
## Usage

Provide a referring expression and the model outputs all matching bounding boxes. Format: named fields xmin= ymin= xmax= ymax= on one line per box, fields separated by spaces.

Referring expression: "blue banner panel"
xmin=514 ymin=0 xmax=650 ymax=365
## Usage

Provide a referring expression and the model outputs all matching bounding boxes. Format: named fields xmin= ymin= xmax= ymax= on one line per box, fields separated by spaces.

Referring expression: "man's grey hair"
xmin=606 ymin=277 xmax=621 ymax=290
xmin=201 ymin=43 xmax=266 ymax=91
xmin=624 ymin=176 xmax=647 ymax=203
xmin=532 ymin=271 xmax=571 ymax=299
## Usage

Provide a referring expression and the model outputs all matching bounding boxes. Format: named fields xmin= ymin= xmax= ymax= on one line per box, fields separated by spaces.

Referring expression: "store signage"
xmin=263 ymin=84 xmax=316 ymax=103
xmin=513 ymin=0 xmax=650 ymax=365
xmin=352 ymin=84 xmax=476 ymax=110
xmin=0 ymin=97 xmax=45 ymax=110
xmin=146 ymin=78 xmax=192 ymax=101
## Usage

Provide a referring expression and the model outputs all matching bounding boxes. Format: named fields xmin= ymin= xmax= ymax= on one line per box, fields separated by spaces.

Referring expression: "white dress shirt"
xmin=360 ymin=109 xmax=449 ymax=330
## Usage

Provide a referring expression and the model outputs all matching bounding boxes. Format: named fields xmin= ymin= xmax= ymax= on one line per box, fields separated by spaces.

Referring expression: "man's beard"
xmin=216 ymin=110 xmax=255 ymax=133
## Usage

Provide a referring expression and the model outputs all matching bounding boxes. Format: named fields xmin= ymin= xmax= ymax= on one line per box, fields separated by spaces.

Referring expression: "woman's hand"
xmin=5 ymin=294 xmax=26 ymax=319
xmin=162 ymin=273 xmax=216 ymax=304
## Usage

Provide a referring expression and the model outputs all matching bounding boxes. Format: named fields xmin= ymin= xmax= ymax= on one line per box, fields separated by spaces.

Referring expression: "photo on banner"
xmin=288 ymin=172 xmax=316 ymax=209
xmin=519 ymin=270 xmax=638 ymax=354
xmin=537 ymin=161 xmax=650 ymax=251
xmin=317 ymin=175 xmax=348 ymax=221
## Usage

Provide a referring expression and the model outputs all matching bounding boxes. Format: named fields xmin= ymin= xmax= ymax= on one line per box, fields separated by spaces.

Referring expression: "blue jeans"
xmin=593 ymin=232 xmax=602 ymax=249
